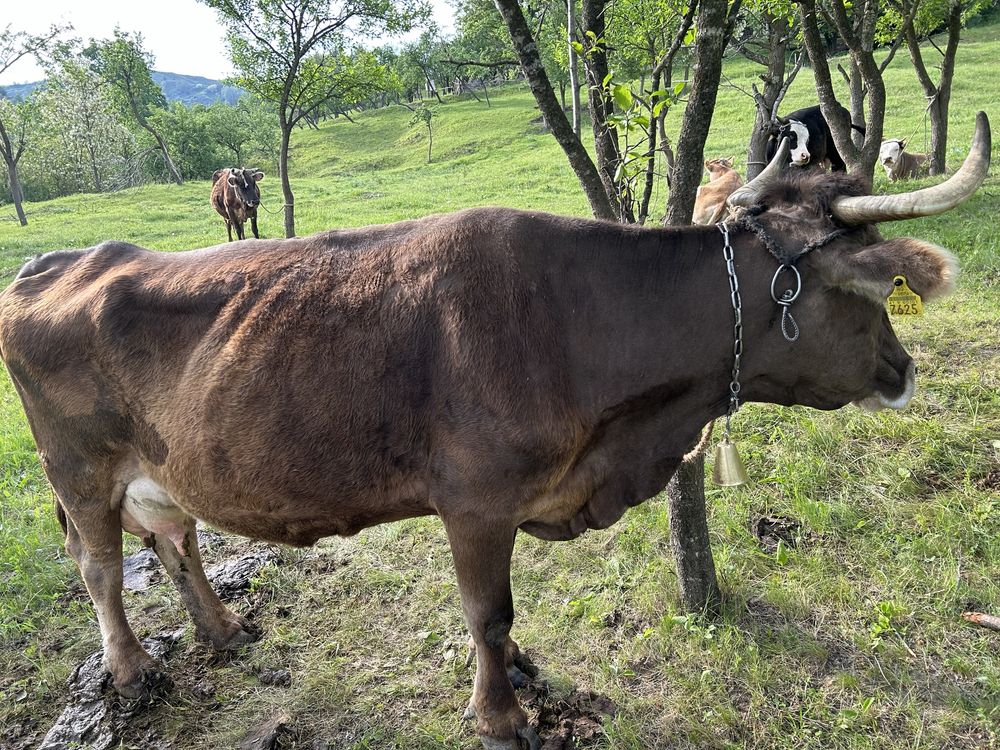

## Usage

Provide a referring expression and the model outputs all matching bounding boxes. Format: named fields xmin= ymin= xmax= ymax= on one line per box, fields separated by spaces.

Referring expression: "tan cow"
xmin=693 ymin=156 xmax=744 ymax=225
xmin=0 ymin=113 xmax=991 ymax=750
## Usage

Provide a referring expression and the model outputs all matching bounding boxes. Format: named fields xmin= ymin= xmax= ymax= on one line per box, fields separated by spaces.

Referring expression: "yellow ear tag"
xmin=887 ymin=275 xmax=923 ymax=316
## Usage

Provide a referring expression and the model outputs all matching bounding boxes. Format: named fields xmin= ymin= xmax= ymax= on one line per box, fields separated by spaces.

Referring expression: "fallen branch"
xmin=962 ymin=611 xmax=1000 ymax=631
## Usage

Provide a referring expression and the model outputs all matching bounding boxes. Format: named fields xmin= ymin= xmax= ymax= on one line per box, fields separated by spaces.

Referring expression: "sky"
xmin=1 ymin=0 xmax=456 ymax=85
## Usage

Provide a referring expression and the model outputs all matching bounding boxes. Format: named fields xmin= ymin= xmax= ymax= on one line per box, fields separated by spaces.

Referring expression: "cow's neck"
xmin=557 ymin=221 xmax=776 ymax=454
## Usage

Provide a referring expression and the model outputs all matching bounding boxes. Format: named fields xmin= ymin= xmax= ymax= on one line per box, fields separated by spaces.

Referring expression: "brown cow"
xmin=0 ymin=114 xmax=990 ymax=750
xmin=211 ymin=167 xmax=264 ymax=241
xmin=693 ymin=156 xmax=744 ymax=225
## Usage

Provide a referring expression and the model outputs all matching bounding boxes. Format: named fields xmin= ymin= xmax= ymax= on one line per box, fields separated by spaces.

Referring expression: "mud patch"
xmin=751 ymin=513 xmax=802 ymax=553
xmin=122 ymin=547 xmax=161 ymax=592
xmin=206 ymin=546 xmax=281 ymax=600
xmin=239 ymin=711 xmax=298 ymax=750
xmin=519 ymin=683 xmax=616 ymax=750
xmin=38 ymin=629 xmax=183 ymax=750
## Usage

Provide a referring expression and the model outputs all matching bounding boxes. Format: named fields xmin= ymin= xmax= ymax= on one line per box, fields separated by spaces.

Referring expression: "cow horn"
xmin=831 ymin=111 xmax=991 ymax=224
xmin=727 ymin=137 xmax=790 ymax=208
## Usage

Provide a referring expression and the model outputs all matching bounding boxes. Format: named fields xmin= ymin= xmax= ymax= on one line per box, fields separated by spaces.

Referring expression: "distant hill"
xmin=0 ymin=71 xmax=243 ymax=106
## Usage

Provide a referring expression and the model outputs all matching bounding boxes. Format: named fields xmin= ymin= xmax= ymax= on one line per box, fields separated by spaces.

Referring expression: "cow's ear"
xmin=817 ymin=238 xmax=958 ymax=303
xmin=899 ymin=138 xmax=907 ymax=150
xmin=252 ymin=170 xmax=265 ymax=181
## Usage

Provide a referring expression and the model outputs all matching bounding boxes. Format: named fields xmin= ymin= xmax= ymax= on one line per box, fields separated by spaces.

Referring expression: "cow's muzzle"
xmin=855 ymin=359 xmax=916 ymax=411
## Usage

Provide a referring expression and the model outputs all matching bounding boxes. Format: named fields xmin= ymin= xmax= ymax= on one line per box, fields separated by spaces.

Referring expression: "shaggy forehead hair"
xmin=754 ymin=170 xmax=873 ymax=221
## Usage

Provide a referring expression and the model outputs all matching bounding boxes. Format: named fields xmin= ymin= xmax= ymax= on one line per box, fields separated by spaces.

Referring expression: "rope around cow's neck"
xmin=727 ymin=208 xmax=848 ymax=342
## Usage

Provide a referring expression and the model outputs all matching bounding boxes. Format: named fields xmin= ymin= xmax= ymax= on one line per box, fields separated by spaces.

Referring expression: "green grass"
xmin=1 ymin=22 xmax=999 ymax=750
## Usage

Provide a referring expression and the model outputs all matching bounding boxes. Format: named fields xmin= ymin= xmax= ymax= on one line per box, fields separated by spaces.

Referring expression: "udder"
xmin=120 ymin=477 xmax=193 ymax=553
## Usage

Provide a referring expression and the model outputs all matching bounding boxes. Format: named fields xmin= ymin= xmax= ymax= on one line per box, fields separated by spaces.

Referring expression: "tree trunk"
xmin=746 ymin=15 xmax=795 ymax=180
xmin=427 ymin=125 xmax=433 ymax=163
xmin=637 ymin=69 xmax=661 ymax=225
xmin=904 ymin=0 xmax=960 ymax=175
xmin=668 ymin=457 xmax=721 ymax=615
xmin=664 ymin=0 xmax=735 ymax=225
xmin=927 ymin=91 xmax=949 ymax=175
xmin=582 ymin=0 xmax=630 ymax=221
xmin=799 ymin=0 xmax=884 ymax=181
xmin=3 ymin=153 xmax=28 ymax=226
xmin=660 ymin=0 xmax=736 ymax=615
xmin=141 ymin=122 xmax=183 ymax=185
xmin=493 ymin=0 xmax=617 ymax=220
xmin=279 ymin=121 xmax=295 ymax=238
xmin=846 ymin=60 xmax=865 ymax=148
xmin=568 ymin=0 xmax=581 ymax=137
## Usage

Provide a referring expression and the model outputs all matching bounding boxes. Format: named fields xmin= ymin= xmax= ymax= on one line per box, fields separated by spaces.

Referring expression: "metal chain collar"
xmin=718 ymin=222 xmax=743 ymax=437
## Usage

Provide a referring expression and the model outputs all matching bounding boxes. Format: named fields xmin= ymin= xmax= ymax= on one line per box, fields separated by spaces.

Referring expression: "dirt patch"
xmin=751 ymin=513 xmax=802 ymax=553
xmin=975 ymin=466 xmax=1000 ymax=491
xmin=519 ymin=682 xmax=616 ymax=750
xmin=206 ymin=546 xmax=281 ymax=600
xmin=239 ymin=711 xmax=298 ymax=750
xmin=37 ymin=629 xmax=183 ymax=750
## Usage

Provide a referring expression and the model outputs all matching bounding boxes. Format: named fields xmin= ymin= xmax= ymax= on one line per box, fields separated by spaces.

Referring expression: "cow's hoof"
xmin=202 ymin=616 xmax=261 ymax=650
xmin=480 ymin=726 xmax=541 ymax=750
xmin=114 ymin=664 xmax=172 ymax=701
xmin=506 ymin=664 xmax=530 ymax=689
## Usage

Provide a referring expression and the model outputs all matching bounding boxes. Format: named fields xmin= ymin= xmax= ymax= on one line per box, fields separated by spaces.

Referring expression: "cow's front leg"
xmin=443 ymin=515 xmax=540 ymax=750
xmin=250 ymin=213 xmax=260 ymax=239
xmin=62 ymin=504 xmax=166 ymax=699
xmin=225 ymin=220 xmax=233 ymax=242
xmin=151 ymin=522 xmax=259 ymax=650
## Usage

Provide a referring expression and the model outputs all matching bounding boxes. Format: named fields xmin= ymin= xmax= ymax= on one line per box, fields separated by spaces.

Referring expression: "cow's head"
xmin=227 ymin=168 xmax=265 ymax=209
xmin=880 ymin=139 xmax=906 ymax=168
xmin=769 ymin=118 xmax=812 ymax=167
xmin=705 ymin=156 xmax=735 ymax=177
xmin=725 ymin=113 xmax=989 ymax=412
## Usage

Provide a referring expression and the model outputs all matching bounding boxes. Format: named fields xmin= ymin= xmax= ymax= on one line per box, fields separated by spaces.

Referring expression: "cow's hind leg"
xmin=60 ymin=498 xmax=166 ymax=699
xmin=444 ymin=514 xmax=540 ymax=750
xmin=150 ymin=521 xmax=259 ymax=650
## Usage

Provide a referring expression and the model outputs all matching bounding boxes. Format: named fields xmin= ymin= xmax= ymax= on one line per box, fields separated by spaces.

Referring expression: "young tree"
xmin=0 ymin=23 xmax=65 ymax=225
xmin=732 ymin=1 xmax=803 ymax=180
xmin=494 ymin=0 xmax=617 ymax=219
xmin=23 ymin=57 xmax=135 ymax=198
xmin=885 ymin=0 xmax=990 ymax=174
xmin=206 ymin=97 xmax=280 ymax=167
xmin=0 ymin=97 xmax=36 ymax=225
xmin=798 ymin=0 xmax=912 ymax=179
xmin=85 ymin=30 xmax=184 ymax=185
xmin=664 ymin=0 xmax=742 ymax=225
xmin=202 ymin=0 xmax=422 ymax=238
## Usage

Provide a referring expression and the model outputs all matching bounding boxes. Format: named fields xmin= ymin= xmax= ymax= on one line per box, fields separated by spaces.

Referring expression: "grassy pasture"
xmin=0 ymin=22 xmax=999 ymax=750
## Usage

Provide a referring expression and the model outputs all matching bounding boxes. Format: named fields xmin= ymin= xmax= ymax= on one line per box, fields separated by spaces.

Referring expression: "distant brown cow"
xmin=880 ymin=139 xmax=928 ymax=181
xmin=211 ymin=167 xmax=264 ymax=241
xmin=693 ymin=157 xmax=744 ymax=225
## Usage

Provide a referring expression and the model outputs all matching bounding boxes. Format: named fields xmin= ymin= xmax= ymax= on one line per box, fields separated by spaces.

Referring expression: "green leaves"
xmin=612 ymin=83 xmax=634 ymax=111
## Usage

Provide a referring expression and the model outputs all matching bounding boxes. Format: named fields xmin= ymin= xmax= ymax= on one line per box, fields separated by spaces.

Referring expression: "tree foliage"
xmin=202 ymin=0 xmax=423 ymax=236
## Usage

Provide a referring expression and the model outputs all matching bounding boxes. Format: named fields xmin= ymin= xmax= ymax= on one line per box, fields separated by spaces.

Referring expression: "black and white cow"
xmin=766 ymin=105 xmax=866 ymax=172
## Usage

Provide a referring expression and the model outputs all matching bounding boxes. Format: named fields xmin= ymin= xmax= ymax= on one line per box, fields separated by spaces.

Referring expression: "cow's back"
xmin=0 ymin=212 xmax=571 ymax=544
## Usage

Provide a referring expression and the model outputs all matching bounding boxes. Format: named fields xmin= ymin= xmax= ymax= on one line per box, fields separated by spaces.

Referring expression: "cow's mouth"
xmin=855 ymin=359 xmax=916 ymax=411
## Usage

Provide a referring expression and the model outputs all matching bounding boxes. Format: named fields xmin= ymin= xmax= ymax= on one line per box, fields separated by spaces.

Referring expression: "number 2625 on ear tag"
xmin=887 ymin=275 xmax=923 ymax=316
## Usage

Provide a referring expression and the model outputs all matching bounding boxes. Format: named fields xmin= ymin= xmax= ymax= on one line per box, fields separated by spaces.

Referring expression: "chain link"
xmin=718 ymin=222 xmax=743 ymax=425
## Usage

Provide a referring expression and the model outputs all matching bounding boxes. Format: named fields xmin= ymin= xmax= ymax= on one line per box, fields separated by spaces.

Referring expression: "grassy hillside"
xmin=0 ymin=22 xmax=998 ymax=750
